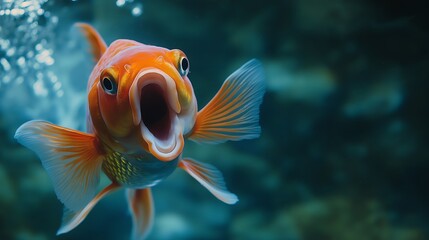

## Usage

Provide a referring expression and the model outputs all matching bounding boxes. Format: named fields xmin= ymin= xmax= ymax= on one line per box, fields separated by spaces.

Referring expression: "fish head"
xmin=93 ymin=41 xmax=197 ymax=161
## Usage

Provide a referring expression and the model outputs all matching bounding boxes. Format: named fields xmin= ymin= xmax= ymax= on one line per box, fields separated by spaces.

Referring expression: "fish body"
xmin=14 ymin=23 xmax=265 ymax=239
xmin=88 ymin=39 xmax=194 ymax=189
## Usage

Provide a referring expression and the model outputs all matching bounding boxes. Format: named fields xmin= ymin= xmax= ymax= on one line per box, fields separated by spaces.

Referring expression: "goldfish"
xmin=14 ymin=23 xmax=265 ymax=239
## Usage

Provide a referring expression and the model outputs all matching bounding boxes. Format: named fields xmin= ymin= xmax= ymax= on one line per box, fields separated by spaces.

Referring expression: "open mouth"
xmin=130 ymin=69 xmax=184 ymax=161
xmin=140 ymin=84 xmax=170 ymax=141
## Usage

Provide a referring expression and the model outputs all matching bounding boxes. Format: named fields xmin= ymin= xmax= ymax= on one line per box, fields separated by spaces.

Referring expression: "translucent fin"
xmin=57 ymin=183 xmax=120 ymax=235
xmin=75 ymin=22 xmax=107 ymax=62
xmin=179 ymin=158 xmax=238 ymax=204
xmin=14 ymin=120 xmax=104 ymax=211
xmin=189 ymin=59 xmax=266 ymax=144
xmin=127 ymin=188 xmax=154 ymax=240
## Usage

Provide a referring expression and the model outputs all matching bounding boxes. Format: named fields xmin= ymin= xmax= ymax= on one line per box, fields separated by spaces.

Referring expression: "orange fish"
xmin=15 ymin=23 xmax=265 ymax=239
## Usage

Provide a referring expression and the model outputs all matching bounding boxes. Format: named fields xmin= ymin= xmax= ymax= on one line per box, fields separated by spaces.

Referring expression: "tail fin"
xmin=127 ymin=188 xmax=154 ymax=240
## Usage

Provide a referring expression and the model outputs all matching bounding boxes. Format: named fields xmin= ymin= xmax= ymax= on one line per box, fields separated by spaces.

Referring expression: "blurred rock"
xmin=154 ymin=213 xmax=191 ymax=240
xmin=265 ymin=60 xmax=337 ymax=104
xmin=343 ymin=71 xmax=403 ymax=118
xmin=294 ymin=0 xmax=373 ymax=35
xmin=233 ymin=196 xmax=426 ymax=240
xmin=232 ymin=210 xmax=289 ymax=240
xmin=14 ymin=230 xmax=48 ymax=240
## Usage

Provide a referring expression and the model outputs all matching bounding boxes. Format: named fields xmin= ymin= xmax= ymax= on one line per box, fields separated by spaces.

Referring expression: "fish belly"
xmin=102 ymin=151 xmax=178 ymax=188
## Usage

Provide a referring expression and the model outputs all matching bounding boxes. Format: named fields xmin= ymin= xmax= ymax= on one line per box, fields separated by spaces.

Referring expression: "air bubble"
xmin=1 ymin=58 xmax=11 ymax=71
xmin=131 ymin=3 xmax=143 ymax=17
xmin=17 ymin=57 xmax=26 ymax=67
xmin=116 ymin=0 xmax=126 ymax=7
xmin=53 ymin=82 xmax=61 ymax=91
xmin=33 ymin=79 xmax=48 ymax=97
xmin=6 ymin=47 xmax=15 ymax=57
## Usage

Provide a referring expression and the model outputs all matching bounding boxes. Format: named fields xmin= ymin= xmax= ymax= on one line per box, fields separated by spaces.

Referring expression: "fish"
xmin=14 ymin=23 xmax=265 ymax=239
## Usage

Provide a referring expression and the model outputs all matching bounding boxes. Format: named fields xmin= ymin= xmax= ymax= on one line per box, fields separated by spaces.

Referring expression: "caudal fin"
xmin=127 ymin=188 xmax=154 ymax=240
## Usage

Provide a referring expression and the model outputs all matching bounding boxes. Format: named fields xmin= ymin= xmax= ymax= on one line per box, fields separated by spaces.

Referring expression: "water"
xmin=1 ymin=0 xmax=428 ymax=239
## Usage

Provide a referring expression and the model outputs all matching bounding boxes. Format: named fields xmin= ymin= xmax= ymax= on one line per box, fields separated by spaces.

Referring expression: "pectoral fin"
xmin=75 ymin=23 xmax=107 ymax=62
xmin=188 ymin=59 xmax=265 ymax=144
xmin=179 ymin=158 xmax=238 ymax=204
xmin=127 ymin=188 xmax=154 ymax=240
xmin=14 ymin=120 xmax=104 ymax=211
xmin=57 ymin=183 xmax=120 ymax=235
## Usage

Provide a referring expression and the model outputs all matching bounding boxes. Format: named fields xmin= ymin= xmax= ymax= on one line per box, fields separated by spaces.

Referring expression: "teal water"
xmin=1 ymin=0 xmax=428 ymax=239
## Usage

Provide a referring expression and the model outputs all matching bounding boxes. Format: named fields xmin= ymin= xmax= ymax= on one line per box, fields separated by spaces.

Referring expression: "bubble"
xmin=2 ymin=75 xmax=11 ymax=84
xmin=26 ymin=51 xmax=34 ymax=58
xmin=115 ymin=0 xmax=142 ymax=17
xmin=1 ymin=58 xmax=12 ymax=71
xmin=20 ymin=1 xmax=33 ymax=8
xmin=53 ymin=82 xmax=61 ymax=91
xmin=37 ymin=8 xmax=44 ymax=15
xmin=0 ymin=39 xmax=10 ymax=50
xmin=0 ymin=0 xmax=58 ymax=94
xmin=36 ymin=49 xmax=54 ymax=65
xmin=45 ymin=56 xmax=54 ymax=65
xmin=35 ymin=43 xmax=43 ymax=51
xmin=0 ymin=0 xmax=84 ymax=134
xmin=6 ymin=47 xmax=16 ymax=56
xmin=11 ymin=8 xmax=25 ymax=16
xmin=131 ymin=3 xmax=143 ymax=17
xmin=17 ymin=57 xmax=26 ymax=67
xmin=51 ymin=16 xmax=58 ymax=24
xmin=116 ymin=0 xmax=126 ymax=7
xmin=33 ymin=79 xmax=48 ymax=97
xmin=16 ymin=76 xmax=24 ymax=85
xmin=48 ymin=71 xmax=58 ymax=83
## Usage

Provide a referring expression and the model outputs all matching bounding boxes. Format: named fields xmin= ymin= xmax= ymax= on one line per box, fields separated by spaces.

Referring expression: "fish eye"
xmin=179 ymin=57 xmax=189 ymax=76
xmin=101 ymin=75 xmax=117 ymax=95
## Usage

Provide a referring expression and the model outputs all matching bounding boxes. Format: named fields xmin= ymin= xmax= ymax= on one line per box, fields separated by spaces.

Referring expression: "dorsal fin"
xmin=75 ymin=23 xmax=107 ymax=62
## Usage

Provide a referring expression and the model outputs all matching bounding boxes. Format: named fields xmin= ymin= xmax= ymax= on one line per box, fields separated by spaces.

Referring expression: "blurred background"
xmin=1 ymin=0 xmax=429 ymax=239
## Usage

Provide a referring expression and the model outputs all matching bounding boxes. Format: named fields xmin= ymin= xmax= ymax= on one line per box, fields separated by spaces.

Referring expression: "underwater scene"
xmin=1 ymin=0 xmax=429 ymax=239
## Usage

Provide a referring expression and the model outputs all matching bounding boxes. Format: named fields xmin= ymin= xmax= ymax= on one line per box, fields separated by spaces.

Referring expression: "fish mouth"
xmin=130 ymin=68 xmax=184 ymax=161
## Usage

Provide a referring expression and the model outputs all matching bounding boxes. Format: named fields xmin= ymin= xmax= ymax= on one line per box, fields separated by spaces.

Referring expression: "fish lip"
xmin=129 ymin=68 xmax=183 ymax=161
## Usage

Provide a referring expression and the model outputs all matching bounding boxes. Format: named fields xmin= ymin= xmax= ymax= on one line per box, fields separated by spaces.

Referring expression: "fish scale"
xmin=102 ymin=150 xmax=178 ymax=187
